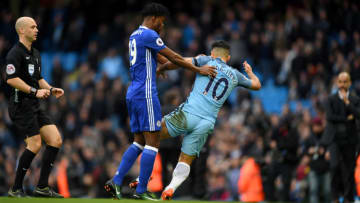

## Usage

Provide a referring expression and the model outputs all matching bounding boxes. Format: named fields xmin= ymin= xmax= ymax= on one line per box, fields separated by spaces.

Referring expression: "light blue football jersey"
xmin=182 ymin=55 xmax=252 ymax=123
xmin=126 ymin=25 xmax=166 ymax=99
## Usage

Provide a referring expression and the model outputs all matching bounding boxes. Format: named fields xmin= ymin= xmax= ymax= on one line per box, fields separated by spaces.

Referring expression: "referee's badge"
xmin=6 ymin=64 xmax=15 ymax=75
xmin=28 ymin=64 xmax=34 ymax=76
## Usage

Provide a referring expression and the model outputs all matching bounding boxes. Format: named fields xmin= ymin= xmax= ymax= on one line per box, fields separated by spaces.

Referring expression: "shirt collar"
xmin=139 ymin=25 xmax=150 ymax=30
xmin=215 ymin=57 xmax=226 ymax=64
xmin=338 ymin=90 xmax=349 ymax=100
xmin=18 ymin=41 xmax=33 ymax=54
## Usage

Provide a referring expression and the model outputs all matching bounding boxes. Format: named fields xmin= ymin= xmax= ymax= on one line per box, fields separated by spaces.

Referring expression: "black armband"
xmin=30 ymin=87 xmax=37 ymax=96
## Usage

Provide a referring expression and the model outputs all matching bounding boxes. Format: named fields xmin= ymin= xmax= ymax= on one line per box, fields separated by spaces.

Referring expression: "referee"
xmin=5 ymin=17 xmax=64 ymax=198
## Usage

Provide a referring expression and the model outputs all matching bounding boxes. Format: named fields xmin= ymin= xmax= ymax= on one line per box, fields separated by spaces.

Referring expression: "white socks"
xmin=165 ymin=162 xmax=190 ymax=191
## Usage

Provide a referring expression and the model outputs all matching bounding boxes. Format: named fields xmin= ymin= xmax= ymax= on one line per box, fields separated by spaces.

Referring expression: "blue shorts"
xmin=164 ymin=105 xmax=214 ymax=156
xmin=127 ymin=97 xmax=162 ymax=133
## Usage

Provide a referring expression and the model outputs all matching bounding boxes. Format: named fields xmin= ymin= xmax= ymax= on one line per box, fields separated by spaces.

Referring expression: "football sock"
xmin=165 ymin=162 xmax=190 ymax=192
xmin=13 ymin=149 xmax=36 ymax=190
xmin=37 ymin=145 xmax=59 ymax=188
xmin=136 ymin=145 xmax=158 ymax=194
xmin=113 ymin=142 xmax=144 ymax=185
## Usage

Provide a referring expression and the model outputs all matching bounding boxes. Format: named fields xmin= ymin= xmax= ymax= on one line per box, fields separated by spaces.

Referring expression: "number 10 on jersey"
xmin=129 ymin=39 xmax=137 ymax=66
xmin=203 ymin=77 xmax=229 ymax=101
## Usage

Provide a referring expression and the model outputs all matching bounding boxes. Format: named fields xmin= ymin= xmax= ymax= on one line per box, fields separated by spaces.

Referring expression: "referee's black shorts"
xmin=8 ymin=98 xmax=53 ymax=138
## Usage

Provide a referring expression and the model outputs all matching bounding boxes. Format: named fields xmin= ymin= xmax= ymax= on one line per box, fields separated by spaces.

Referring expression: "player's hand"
xmin=36 ymin=89 xmax=50 ymax=99
xmin=243 ymin=61 xmax=253 ymax=74
xmin=199 ymin=65 xmax=217 ymax=78
xmin=156 ymin=66 xmax=167 ymax=79
xmin=348 ymin=114 xmax=354 ymax=120
xmin=51 ymin=87 xmax=64 ymax=99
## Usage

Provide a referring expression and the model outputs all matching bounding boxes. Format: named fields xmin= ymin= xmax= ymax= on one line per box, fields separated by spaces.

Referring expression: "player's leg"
xmin=160 ymin=104 xmax=188 ymax=141
xmin=106 ymin=98 xmax=145 ymax=199
xmin=134 ymin=97 xmax=163 ymax=200
xmin=162 ymin=152 xmax=195 ymax=200
xmin=9 ymin=135 xmax=41 ymax=197
xmin=134 ymin=131 xmax=160 ymax=197
xmin=105 ymin=133 xmax=144 ymax=199
xmin=159 ymin=119 xmax=171 ymax=140
xmin=34 ymin=124 xmax=63 ymax=198
xmin=113 ymin=133 xmax=145 ymax=186
xmin=162 ymin=114 xmax=214 ymax=200
xmin=9 ymin=114 xmax=41 ymax=197
xmin=128 ymin=112 xmax=184 ymax=190
xmin=135 ymin=132 xmax=160 ymax=193
xmin=25 ymin=135 xmax=43 ymax=153
xmin=38 ymin=125 xmax=62 ymax=187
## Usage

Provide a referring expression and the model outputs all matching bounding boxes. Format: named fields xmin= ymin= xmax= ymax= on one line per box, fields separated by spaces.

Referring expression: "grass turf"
xmin=0 ymin=197 xmax=235 ymax=203
xmin=0 ymin=197 xmax=289 ymax=203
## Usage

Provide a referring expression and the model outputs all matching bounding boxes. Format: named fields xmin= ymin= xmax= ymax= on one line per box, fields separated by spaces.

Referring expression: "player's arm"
xmin=157 ymin=54 xmax=210 ymax=74
xmin=5 ymin=53 xmax=49 ymax=99
xmin=157 ymin=53 xmax=169 ymax=64
xmin=243 ymin=61 xmax=261 ymax=90
xmin=237 ymin=61 xmax=261 ymax=90
xmin=7 ymin=77 xmax=36 ymax=94
xmin=38 ymin=79 xmax=64 ymax=99
xmin=38 ymin=78 xmax=52 ymax=90
xmin=7 ymin=77 xmax=50 ymax=99
xmin=157 ymin=57 xmax=193 ymax=71
xmin=159 ymin=47 xmax=216 ymax=77
xmin=156 ymin=57 xmax=193 ymax=78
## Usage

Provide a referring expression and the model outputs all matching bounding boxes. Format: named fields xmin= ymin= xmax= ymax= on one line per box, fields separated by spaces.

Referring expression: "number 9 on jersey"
xmin=129 ymin=39 xmax=137 ymax=66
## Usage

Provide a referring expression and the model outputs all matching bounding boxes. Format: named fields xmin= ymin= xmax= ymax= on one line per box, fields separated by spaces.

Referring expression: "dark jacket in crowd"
xmin=321 ymin=92 xmax=360 ymax=146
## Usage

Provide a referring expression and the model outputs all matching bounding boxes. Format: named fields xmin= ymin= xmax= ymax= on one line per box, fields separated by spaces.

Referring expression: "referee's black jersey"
xmin=5 ymin=42 xmax=43 ymax=104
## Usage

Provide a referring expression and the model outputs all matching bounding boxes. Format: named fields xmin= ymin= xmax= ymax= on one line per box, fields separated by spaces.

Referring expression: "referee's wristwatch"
xmin=30 ymin=87 xmax=38 ymax=97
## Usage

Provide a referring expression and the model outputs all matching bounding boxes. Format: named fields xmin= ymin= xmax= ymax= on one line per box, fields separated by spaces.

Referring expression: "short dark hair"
xmin=141 ymin=3 xmax=169 ymax=18
xmin=211 ymin=40 xmax=230 ymax=51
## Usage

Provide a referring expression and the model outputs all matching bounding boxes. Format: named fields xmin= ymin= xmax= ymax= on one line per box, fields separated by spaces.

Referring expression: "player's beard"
xmin=154 ymin=20 xmax=163 ymax=34
xmin=155 ymin=26 xmax=161 ymax=34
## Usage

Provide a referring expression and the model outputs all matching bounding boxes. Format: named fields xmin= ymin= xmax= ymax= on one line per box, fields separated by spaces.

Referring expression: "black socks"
xmin=13 ymin=149 xmax=36 ymax=190
xmin=37 ymin=145 xmax=59 ymax=188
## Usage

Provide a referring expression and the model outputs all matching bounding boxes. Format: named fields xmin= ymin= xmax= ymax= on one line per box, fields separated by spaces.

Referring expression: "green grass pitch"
xmin=0 ymin=197 xmax=238 ymax=203
xmin=0 ymin=197 xmax=286 ymax=203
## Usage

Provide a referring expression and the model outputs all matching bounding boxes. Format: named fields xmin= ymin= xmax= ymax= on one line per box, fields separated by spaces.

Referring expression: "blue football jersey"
xmin=183 ymin=56 xmax=252 ymax=123
xmin=126 ymin=25 xmax=166 ymax=99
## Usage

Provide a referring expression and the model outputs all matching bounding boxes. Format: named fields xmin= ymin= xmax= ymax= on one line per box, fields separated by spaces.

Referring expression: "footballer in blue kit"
xmin=104 ymin=3 xmax=217 ymax=201
xmin=126 ymin=25 xmax=165 ymax=133
xmin=155 ymin=40 xmax=262 ymax=200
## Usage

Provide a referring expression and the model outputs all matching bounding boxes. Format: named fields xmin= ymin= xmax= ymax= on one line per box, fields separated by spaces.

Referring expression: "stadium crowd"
xmin=1 ymin=0 xmax=360 ymax=202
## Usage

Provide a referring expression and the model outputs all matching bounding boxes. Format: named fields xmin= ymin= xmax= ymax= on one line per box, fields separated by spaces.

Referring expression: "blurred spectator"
xmin=237 ymin=156 xmax=264 ymax=202
xmin=51 ymin=56 xmax=65 ymax=88
xmin=99 ymin=48 xmax=129 ymax=84
xmin=266 ymin=116 xmax=299 ymax=201
xmin=304 ymin=117 xmax=331 ymax=203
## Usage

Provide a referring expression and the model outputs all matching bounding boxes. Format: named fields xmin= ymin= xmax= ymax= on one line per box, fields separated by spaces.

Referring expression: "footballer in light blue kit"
xmin=158 ymin=40 xmax=262 ymax=200
xmin=105 ymin=3 xmax=217 ymax=201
